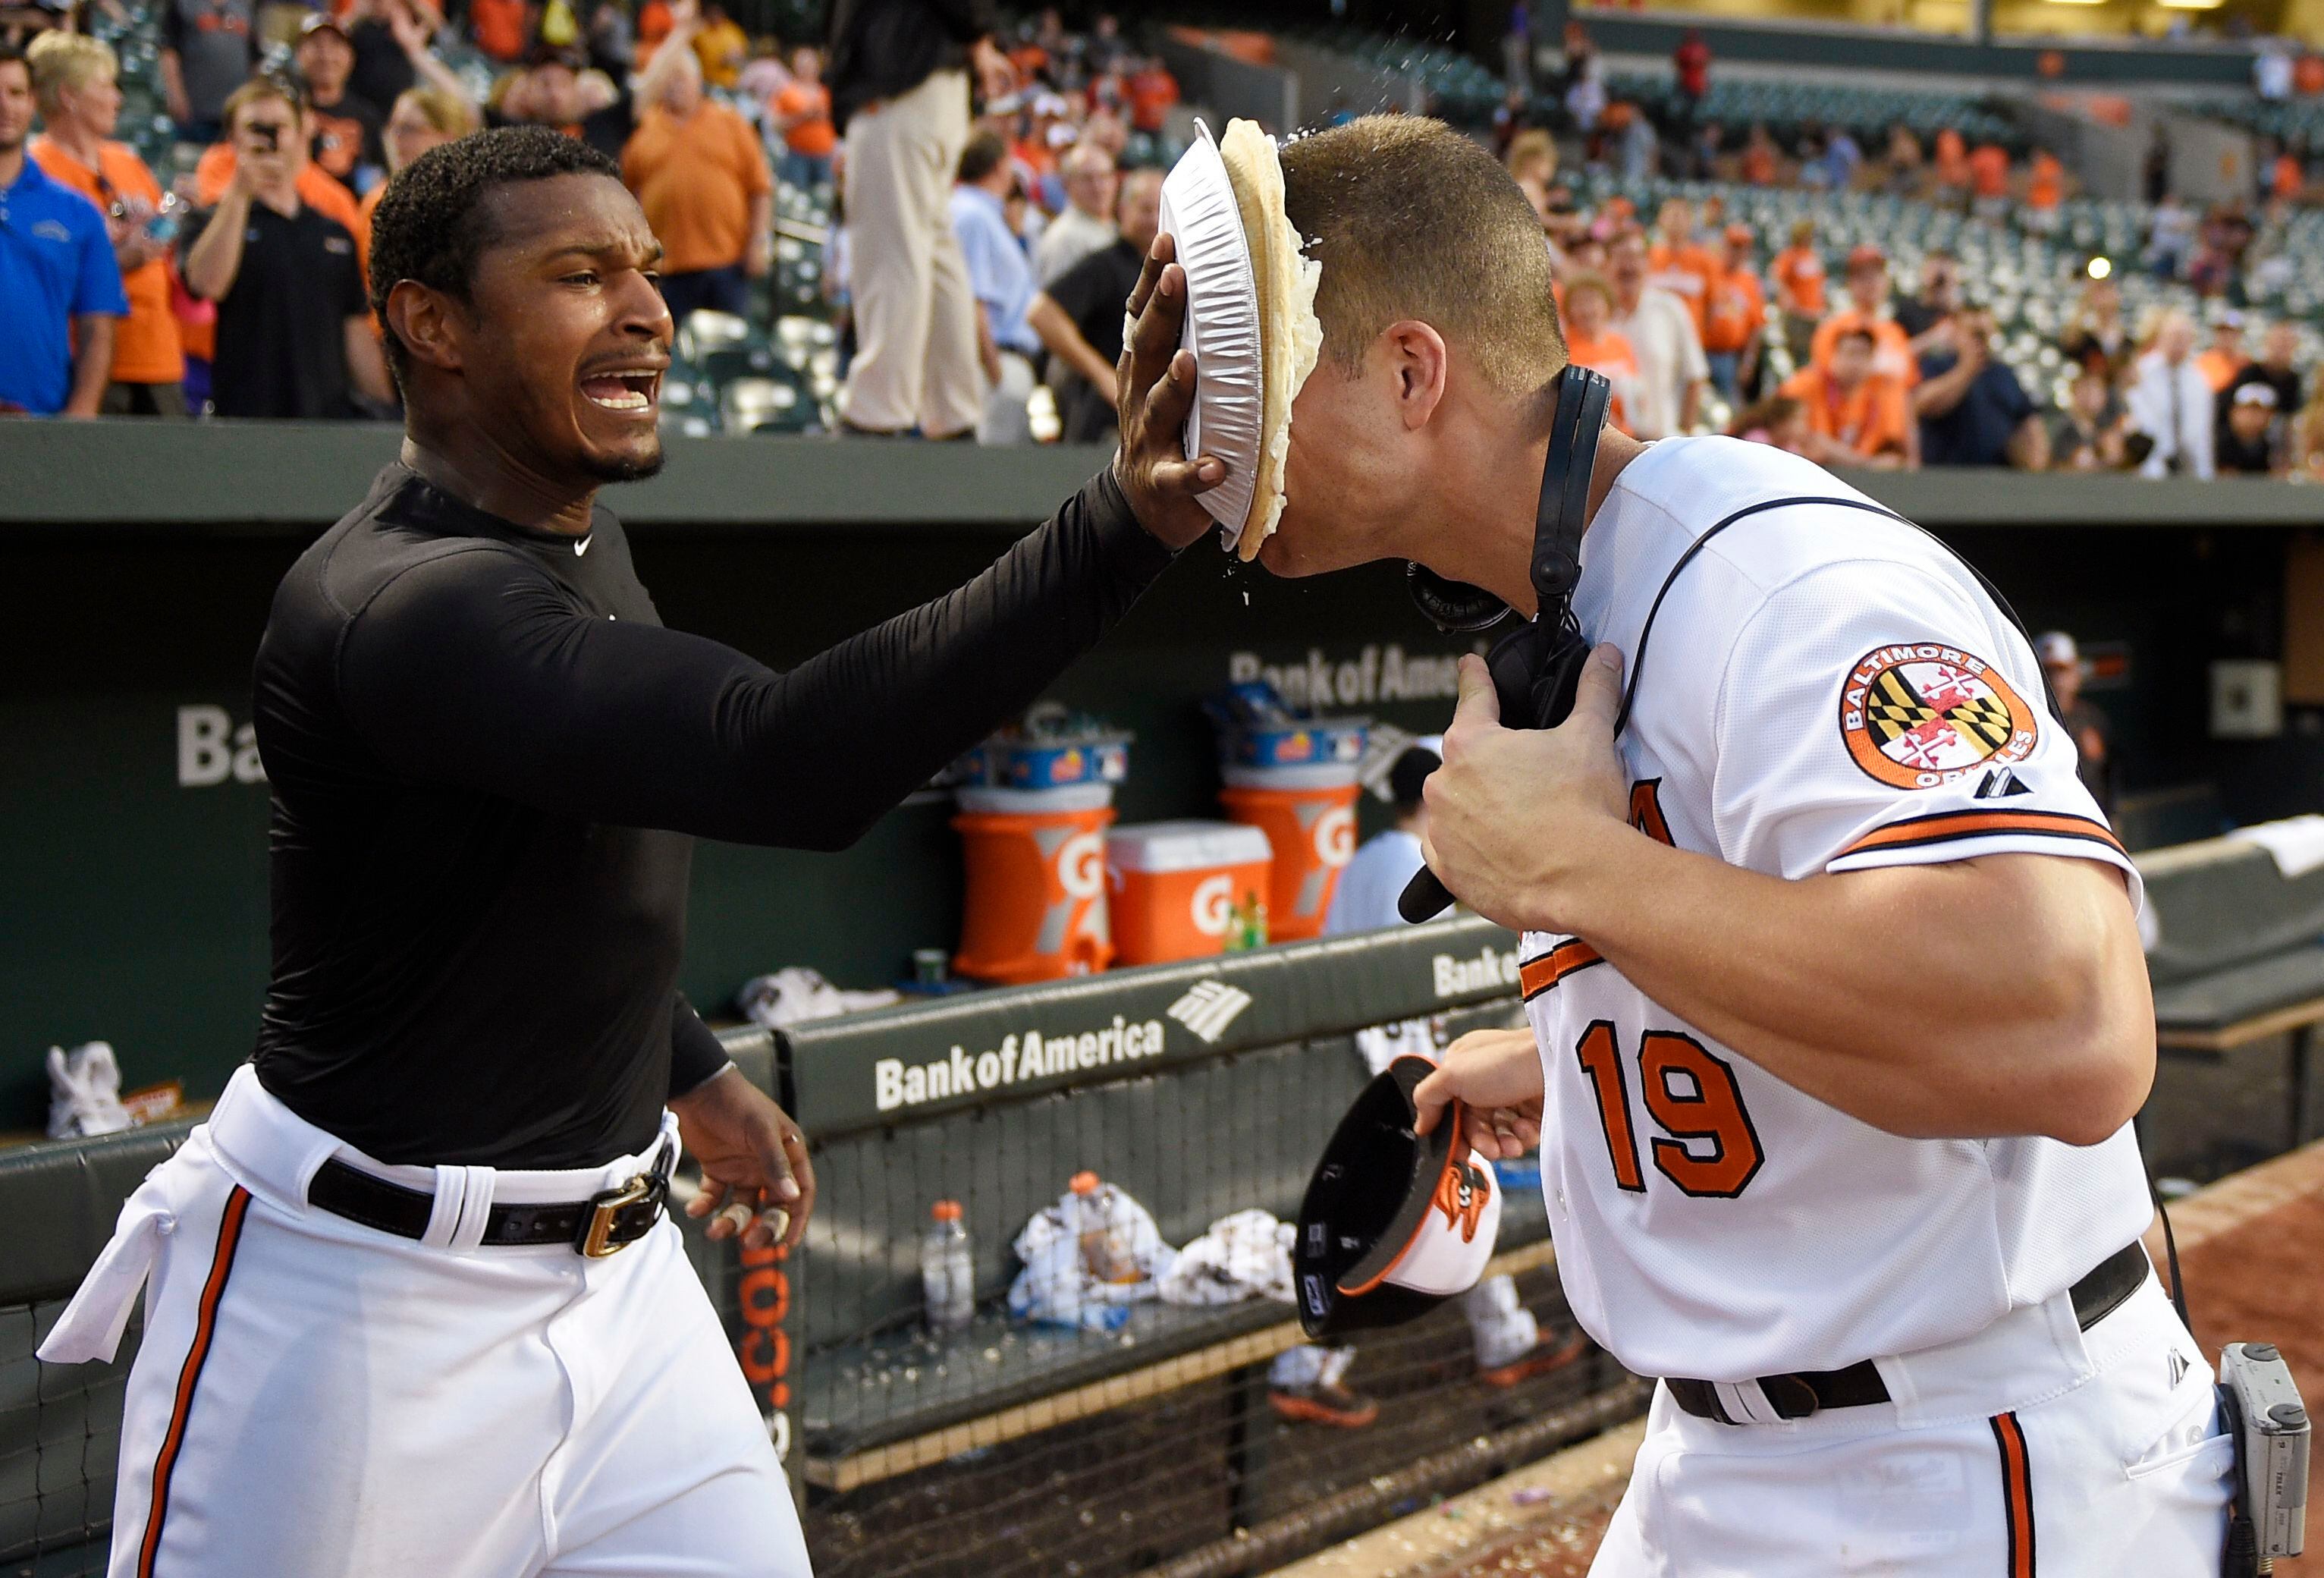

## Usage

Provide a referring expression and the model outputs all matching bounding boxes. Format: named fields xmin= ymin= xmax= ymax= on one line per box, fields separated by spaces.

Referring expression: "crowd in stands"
xmin=5 ymin=0 xmax=2324 ymax=481
xmin=0 ymin=0 xmax=1188 ymax=437
xmin=1481 ymin=21 xmax=2324 ymax=482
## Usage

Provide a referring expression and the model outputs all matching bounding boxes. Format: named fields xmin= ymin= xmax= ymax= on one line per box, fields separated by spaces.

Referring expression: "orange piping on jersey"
xmin=1520 ymin=938 xmax=1605 ymax=1000
xmin=1990 ymin=1410 xmax=2037 ymax=1577
xmin=138 ymin=1185 xmax=253 ymax=1578
xmin=1629 ymin=779 xmax=1675 ymax=846
xmin=1837 ymin=809 xmax=2125 ymax=860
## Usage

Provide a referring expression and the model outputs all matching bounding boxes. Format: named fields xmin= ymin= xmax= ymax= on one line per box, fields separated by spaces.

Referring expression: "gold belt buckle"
xmin=579 ymin=1174 xmax=652 ymax=1258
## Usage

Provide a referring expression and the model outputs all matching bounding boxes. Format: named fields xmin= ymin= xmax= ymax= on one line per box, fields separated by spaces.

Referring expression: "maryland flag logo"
xmin=1432 ymin=1152 xmax=1491 ymax=1243
xmin=1839 ymin=645 xmax=2038 ymax=790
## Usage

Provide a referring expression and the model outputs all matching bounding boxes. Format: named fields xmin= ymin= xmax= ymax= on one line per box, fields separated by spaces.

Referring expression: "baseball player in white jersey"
xmin=1262 ymin=118 xmax=2231 ymax=1574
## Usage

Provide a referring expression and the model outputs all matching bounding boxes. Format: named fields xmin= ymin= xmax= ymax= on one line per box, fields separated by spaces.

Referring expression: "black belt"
xmin=306 ymin=1143 xmax=673 ymax=1258
xmin=1666 ymin=1240 xmax=2151 ymax=1426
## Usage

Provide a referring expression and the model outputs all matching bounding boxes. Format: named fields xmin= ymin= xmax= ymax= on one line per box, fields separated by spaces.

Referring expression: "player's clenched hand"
xmin=671 ymin=1066 xmax=815 ymax=1253
xmin=1420 ymin=646 xmax=1633 ymax=934
xmin=1414 ymin=1028 xmax=1544 ymax=1160
xmin=1110 ymin=231 xmax=1226 ymax=552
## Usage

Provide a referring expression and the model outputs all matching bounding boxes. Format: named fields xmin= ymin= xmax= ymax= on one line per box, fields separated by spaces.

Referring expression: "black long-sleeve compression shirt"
xmin=250 ymin=461 xmax=1173 ymax=1166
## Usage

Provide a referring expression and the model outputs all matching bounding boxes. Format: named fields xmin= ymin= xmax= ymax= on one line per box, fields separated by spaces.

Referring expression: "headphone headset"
xmin=1399 ymin=365 xmax=1613 ymax=923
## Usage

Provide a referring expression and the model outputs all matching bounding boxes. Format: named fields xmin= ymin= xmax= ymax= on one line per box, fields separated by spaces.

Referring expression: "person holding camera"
xmin=179 ymin=77 xmax=392 ymax=417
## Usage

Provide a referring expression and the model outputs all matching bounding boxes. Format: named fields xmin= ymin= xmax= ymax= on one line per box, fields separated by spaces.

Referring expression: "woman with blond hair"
xmin=358 ymin=86 xmax=478 ymax=229
xmin=1506 ymin=125 xmax=1555 ymax=186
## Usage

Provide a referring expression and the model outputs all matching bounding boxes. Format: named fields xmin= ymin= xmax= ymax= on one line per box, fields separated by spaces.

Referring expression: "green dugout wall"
xmin=0 ymin=423 xmax=2311 ymax=1125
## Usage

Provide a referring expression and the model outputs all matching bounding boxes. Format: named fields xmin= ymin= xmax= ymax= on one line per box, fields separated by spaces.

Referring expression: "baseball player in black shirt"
xmin=39 ymin=127 xmax=1222 ymax=1577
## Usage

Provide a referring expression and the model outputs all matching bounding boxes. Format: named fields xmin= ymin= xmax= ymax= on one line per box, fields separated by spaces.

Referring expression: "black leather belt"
xmin=307 ymin=1143 xmax=673 ymax=1258
xmin=1666 ymin=1240 xmax=2151 ymax=1426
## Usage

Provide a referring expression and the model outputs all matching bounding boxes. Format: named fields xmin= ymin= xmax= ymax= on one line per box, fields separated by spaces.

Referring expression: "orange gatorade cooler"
xmin=1105 ymin=820 xmax=1275 ymax=966
xmin=1217 ymin=764 xmax=1361 ymax=942
xmin=953 ymin=784 xmax=1116 ymax=983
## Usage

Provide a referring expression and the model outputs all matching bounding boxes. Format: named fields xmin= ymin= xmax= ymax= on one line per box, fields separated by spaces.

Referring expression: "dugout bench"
xmin=2138 ymin=831 xmax=2324 ymax=1158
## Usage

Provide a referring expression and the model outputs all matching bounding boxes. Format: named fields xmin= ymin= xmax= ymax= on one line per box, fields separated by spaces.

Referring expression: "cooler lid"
xmin=1106 ymin=819 xmax=1274 ymax=873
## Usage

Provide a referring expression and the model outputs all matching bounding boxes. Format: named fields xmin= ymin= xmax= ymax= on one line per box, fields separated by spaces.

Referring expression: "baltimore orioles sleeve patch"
xmin=1839 ymin=643 xmax=2039 ymax=792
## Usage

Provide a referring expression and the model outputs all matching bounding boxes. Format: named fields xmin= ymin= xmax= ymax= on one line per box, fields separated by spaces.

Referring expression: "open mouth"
xmin=579 ymin=367 xmax=663 ymax=413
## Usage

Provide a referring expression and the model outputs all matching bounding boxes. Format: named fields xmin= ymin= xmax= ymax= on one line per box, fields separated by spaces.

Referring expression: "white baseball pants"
xmin=1591 ymin=1270 xmax=2233 ymax=1575
xmin=39 ymin=1064 xmax=809 ymax=1578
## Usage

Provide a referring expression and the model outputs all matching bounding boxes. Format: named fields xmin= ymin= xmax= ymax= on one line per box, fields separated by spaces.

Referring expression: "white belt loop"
xmin=446 ymin=1165 xmax=497 ymax=1253
xmin=420 ymin=1165 xmax=469 ymax=1248
xmin=1714 ymin=1380 xmax=1776 ymax=1426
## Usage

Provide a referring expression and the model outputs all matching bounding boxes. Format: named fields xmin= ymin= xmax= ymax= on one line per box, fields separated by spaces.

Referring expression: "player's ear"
xmin=1381 ymin=320 xmax=1449 ymax=432
xmin=385 ymin=280 xmax=466 ymax=376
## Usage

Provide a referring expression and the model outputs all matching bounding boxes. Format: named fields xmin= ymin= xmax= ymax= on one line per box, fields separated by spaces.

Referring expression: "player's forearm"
xmin=1548 ymin=831 xmax=2153 ymax=1142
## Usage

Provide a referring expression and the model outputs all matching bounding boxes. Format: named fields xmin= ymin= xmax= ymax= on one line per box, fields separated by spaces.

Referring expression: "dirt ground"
xmin=1440 ymin=1141 xmax=2324 ymax=1578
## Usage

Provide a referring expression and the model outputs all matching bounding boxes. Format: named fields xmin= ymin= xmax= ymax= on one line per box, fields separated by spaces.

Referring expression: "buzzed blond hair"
xmin=27 ymin=31 xmax=117 ymax=116
xmin=1280 ymin=115 xmax=1565 ymax=395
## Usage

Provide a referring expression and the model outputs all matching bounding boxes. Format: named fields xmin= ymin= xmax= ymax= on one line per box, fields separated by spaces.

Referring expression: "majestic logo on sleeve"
xmin=1839 ymin=645 xmax=2038 ymax=790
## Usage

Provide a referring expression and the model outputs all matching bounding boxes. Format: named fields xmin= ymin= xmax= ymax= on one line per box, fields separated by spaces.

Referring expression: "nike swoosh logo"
xmin=574 ymin=536 xmax=592 ymax=558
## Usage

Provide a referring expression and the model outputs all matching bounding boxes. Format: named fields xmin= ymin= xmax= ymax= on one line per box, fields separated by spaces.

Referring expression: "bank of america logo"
xmin=1167 ymin=980 xmax=1252 ymax=1045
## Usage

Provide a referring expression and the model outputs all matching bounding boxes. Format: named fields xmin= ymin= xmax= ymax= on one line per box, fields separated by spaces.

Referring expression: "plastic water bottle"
xmin=922 ymin=1199 xmax=974 ymax=1334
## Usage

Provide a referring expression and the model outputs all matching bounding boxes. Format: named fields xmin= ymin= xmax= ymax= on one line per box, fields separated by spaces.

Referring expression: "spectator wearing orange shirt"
xmin=2194 ymin=311 xmax=2247 ymax=393
xmin=27 ymin=31 xmax=185 ymax=413
xmin=1968 ymin=141 xmax=2010 ymax=219
xmin=1739 ymin=122 xmax=1778 ymax=186
xmin=771 ymin=43 xmax=834 ymax=190
xmin=1123 ymin=55 xmax=1176 ymax=136
xmin=1701 ymin=222 xmax=1763 ymax=403
xmin=2024 ymin=148 xmax=2066 ymax=234
xmin=1556 ymin=273 xmax=1640 ymax=434
xmin=2272 ymin=148 xmax=2304 ymax=203
xmin=690 ymin=2 xmax=746 ymax=89
xmin=1645 ymin=195 xmax=1717 ymax=335
xmin=1932 ymin=126 xmax=1969 ymax=207
xmin=1771 ymin=217 xmax=1824 ymax=316
xmin=466 ymin=0 xmax=529 ymax=62
xmin=622 ymin=45 xmax=771 ymax=319
xmin=1809 ymin=243 xmax=1919 ymax=388
xmin=1782 ymin=325 xmax=1916 ymax=469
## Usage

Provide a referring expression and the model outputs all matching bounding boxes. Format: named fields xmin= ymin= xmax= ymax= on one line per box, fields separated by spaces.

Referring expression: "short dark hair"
xmin=367 ymin=125 xmax=621 ymax=388
xmin=957 ymin=129 xmax=1008 ymax=187
xmin=0 ymin=40 xmax=28 ymax=77
xmin=1282 ymin=116 xmax=1565 ymax=393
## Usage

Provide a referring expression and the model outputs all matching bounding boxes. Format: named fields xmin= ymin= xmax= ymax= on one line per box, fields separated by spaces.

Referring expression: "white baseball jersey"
xmin=1522 ymin=436 xmax=2153 ymax=1383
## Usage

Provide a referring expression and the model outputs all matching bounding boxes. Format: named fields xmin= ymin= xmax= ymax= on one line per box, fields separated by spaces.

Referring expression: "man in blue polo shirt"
xmin=0 ymin=41 xmax=124 ymax=415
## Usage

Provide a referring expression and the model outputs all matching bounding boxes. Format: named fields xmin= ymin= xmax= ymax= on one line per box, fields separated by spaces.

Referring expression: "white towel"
xmin=1157 ymin=1209 xmax=1296 ymax=1307
xmin=2227 ymin=814 xmax=2324 ymax=880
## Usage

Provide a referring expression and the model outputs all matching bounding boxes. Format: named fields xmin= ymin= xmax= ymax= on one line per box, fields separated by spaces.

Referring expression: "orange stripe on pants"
xmin=137 ymin=1184 xmax=252 ymax=1578
xmin=1990 ymin=1410 xmax=2036 ymax=1578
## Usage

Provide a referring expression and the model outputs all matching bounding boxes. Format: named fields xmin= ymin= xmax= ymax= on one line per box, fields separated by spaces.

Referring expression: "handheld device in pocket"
xmin=2218 ymin=1341 xmax=2308 ymax=1575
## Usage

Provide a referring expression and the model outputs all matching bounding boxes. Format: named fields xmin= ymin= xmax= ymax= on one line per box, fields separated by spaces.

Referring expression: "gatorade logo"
xmin=1314 ymin=806 xmax=1357 ymax=869
xmin=1191 ymin=874 xmax=1236 ymax=937
xmin=1057 ymin=831 xmax=1107 ymax=900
